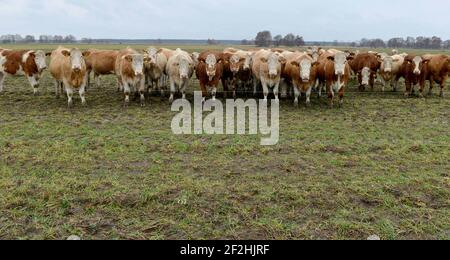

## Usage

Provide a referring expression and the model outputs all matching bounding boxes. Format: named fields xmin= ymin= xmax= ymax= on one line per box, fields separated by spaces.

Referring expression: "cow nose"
xmin=414 ymin=69 xmax=420 ymax=75
xmin=73 ymin=67 xmax=81 ymax=72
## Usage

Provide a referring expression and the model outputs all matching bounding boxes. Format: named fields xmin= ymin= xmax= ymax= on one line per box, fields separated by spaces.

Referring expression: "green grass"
xmin=0 ymin=45 xmax=449 ymax=240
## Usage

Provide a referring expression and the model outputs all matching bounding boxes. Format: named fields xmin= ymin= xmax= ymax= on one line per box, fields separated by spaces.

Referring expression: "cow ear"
xmin=82 ymin=51 xmax=91 ymax=57
xmin=290 ymin=61 xmax=299 ymax=67
xmin=46 ymin=52 xmax=52 ymax=57
xmin=347 ymin=56 xmax=354 ymax=61
xmin=62 ymin=50 xmax=70 ymax=57
xmin=156 ymin=49 xmax=164 ymax=54
xmin=125 ymin=55 xmax=133 ymax=62
xmin=260 ymin=57 xmax=268 ymax=63
xmin=312 ymin=61 xmax=320 ymax=66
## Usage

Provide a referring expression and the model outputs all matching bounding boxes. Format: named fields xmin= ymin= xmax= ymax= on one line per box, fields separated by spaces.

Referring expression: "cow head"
xmin=125 ymin=54 xmax=144 ymax=76
xmin=205 ymin=54 xmax=218 ymax=81
xmin=243 ymin=53 xmax=253 ymax=70
xmin=360 ymin=67 xmax=373 ymax=86
xmin=191 ymin=52 xmax=200 ymax=67
xmin=328 ymin=52 xmax=351 ymax=76
xmin=381 ymin=55 xmax=393 ymax=73
xmin=174 ymin=56 xmax=191 ymax=80
xmin=262 ymin=52 xmax=285 ymax=78
xmin=406 ymin=56 xmax=428 ymax=76
xmin=291 ymin=58 xmax=316 ymax=83
xmin=229 ymin=54 xmax=241 ymax=74
xmin=62 ymin=48 xmax=86 ymax=72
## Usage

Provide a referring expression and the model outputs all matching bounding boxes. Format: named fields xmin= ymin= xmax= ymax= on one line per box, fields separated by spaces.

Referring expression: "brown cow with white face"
xmin=316 ymin=51 xmax=352 ymax=108
xmin=396 ymin=55 xmax=431 ymax=97
xmin=283 ymin=52 xmax=319 ymax=106
xmin=196 ymin=51 xmax=225 ymax=101
xmin=115 ymin=48 xmax=146 ymax=106
xmin=348 ymin=53 xmax=381 ymax=91
xmin=49 ymin=47 xmax=89 ymax=107
xmin=0 ymin=49 xmax=48 ymax=94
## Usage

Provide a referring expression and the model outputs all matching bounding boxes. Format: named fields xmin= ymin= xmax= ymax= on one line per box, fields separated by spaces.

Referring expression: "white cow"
xmin=251 ymin=50 xmax=286 ymax=100
xmin=166 ymin=49 xmax=194 ymax=103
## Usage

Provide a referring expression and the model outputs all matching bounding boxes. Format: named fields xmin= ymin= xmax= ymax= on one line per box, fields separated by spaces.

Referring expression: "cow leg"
xmin=370 ymin=74 xmax=375 ymax=92
xmin=117 ymin=77 xmax=123 ymax=92
xmin=273 ymin=82 xmax=280 ymax=100
xmin=253 ymin=77 xmax=259 ymax=96
xmin=79 ymin=84 xmax=87 ymax=106
xmin=54 ymin=80 xmax=61 ymax=98
xmin=261 ymin=80 xmax=269 ymax=101
xmin=180 ymin=80 xmax=188 ymax=100
xmin=293 ymin=85 xmax=300 ymax=107
xmin=427 ymin=77 xmax=435 ymax=96
xmin=139 ymin=78 xmax=146 ymax=107
xmin=327 ymin=82 xmax=334 ymax=108
xmin=0 ymin=72 xmax=5 ymax=92
xmin=404 ymin=80 xmax=412 ymax=97
xmin=123 ymin=82 xmax=131 ymax=107
xmin=27 ymin=76 xmax=39 ymax=95
xmin=338 ymin=86 xmax=345 ymax=108
xmin=169 ymin=79 xmax=176 ymax=104
xmin=439 ymin=77 xmax=446 ymax=98
xmin=211 ymin=85 xmax=217 ymax=101
xmin=95 ymin=73 xmax=100 ymax=88
xmin=305 ymin=86 xmax=313 ymax=107
xmin=65 ymin=84 xmax=74 ymax=108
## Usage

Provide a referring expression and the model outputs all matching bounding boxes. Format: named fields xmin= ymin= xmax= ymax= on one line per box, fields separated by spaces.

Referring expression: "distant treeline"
xmin=2 ymin=33 xmax=450 ymax=49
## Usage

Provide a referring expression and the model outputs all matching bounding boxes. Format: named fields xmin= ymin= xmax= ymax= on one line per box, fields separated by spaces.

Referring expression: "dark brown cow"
xmin=196 ymin=51 xmax=224 ymax=101
xmin=316 ymin=51 xmax=352 ymax=108
xmin=348 ymin=53 xmax=381 ymax=91
xmin=421 ymin=55 xmax=449 ymax=97
xmin=396 ymin=55 xmax=431 ymax=97
xmin=0 ymin=49 xmax=48 ymax=94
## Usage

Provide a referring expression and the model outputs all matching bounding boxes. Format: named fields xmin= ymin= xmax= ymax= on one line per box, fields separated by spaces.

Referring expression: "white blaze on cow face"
xmin=382 ymin=56 xmax=393 ymax=73
xmin=334 ymin=52 xmax=347 ymax=76
xmin=205 ymin=54 xmax=217 ymax=80
xmin=131 ymin=54 xmax=144 ymax=76
xmin=412 ymin=56 xmax=423 ymax=75
xmin=146 ymin=48 xmax=158 ymax=65
xmin=68 ymin=49 xmax=84 ymax=71
xmin=300 ymin=59 xmax=312 ymax=82
xmin=34 ymin=50 xmax=47 ymax=72
xmin=178 ymin=58 xmax=190 ymax=80
xmin=230 ymin=55 xmax=240 ymax=74
xmin=361 ymin=67 xmax=371 ymax=86
xmin=267 ymin=53 xmax=280 ymax=77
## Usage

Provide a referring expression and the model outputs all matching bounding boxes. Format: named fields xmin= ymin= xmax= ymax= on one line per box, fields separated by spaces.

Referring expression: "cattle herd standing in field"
xmin=0 ymin=46 xmax=449 ymax=108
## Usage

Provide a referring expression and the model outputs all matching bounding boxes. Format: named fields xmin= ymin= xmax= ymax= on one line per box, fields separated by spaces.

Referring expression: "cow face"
xmin=412 ymin=56 xmax=423 ymax=75
xmin=127 ymin=54 xmax=144 ymax=76
xmin=62 ymin=49 xmax=85 ymax=72
xmin=360 ymin=67 xmax=372 ymax=86
xmin=243 ymin=53 xmax=252 ymax=70
xmin=328 ymin=52 xmax=350 ymax=76
xmin=191 ymin=52 xmax=200 ymax=65
xmin=264 ymin=53 xmax=285 ymax=78
xmin=178 ymin=57 xmax=191 ymax=80
xmin=33 ymin=50 xmax=47 ymax=72
xmin=299 ymin=59 xmax=313 ymax=82
xmin=382 ymin=56 xmax=394 ymax=73
xmin=229 ymin=54 xmax=241 ymax=74
xmin=205 ymin=54 xmax=217 ymax=80
xmin=145 ymin=48 xmax=158 ymax=65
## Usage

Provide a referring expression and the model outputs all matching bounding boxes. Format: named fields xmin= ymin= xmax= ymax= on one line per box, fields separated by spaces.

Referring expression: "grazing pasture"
xmin=0 ymin=44 xmax=449 ymax=240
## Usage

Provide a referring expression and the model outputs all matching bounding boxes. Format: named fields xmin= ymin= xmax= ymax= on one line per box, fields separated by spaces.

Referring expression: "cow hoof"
xmin=404 ymin=93 xmax=410 ymax=98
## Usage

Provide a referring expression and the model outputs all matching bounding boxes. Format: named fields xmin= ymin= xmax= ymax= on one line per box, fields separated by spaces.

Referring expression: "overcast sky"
xmin=1 ymin=0 xmax=449 ymax=41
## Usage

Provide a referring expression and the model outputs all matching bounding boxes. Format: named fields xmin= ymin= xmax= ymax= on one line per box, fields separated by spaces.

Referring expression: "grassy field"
xmin=0 ymin=44 xmax=449 ymax=240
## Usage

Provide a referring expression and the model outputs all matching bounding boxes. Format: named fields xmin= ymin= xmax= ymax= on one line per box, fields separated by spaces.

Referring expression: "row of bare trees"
xmin=242 ymin=31 xmax=305 ymax=47
xmin=0 ymin=34 xmax=77 ymax=44
xmin=353 ymin=36 xmax=450 ymax=49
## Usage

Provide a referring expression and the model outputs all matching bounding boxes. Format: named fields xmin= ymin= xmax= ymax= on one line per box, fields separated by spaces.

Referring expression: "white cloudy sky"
xmin=1 ymin=0 xmax=449 ymax=41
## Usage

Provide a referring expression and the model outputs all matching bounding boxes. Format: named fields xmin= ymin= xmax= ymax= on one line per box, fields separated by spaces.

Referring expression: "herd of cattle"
xmin=0 ymin=46 xmax=449 ymax=108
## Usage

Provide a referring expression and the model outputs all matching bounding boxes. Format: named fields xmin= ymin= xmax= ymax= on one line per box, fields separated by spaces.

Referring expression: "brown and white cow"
xmin=421 ymin=55 xmax=449 ymax=97
xmin=283 ymin=52 xmax=319 ymax=106
xmin=349 ymin=53 xmax=381 ymax=91
xmin=115 ymin=48 xmax=146 ymax=106
xmin=49 ymin=47 xmax=89 ymax=107
xmin=196 ymin=51 xmax=225 ymax=101
xmin=222 ymin=49 xmax=253 ymax=98
xmin=316 ymin=51 xmax=352 ymax=108
xmin=396 ymin=54 xmax=431 ymax=97
xmin=252 ymin=50 xmax=286 ymax=100
xmin=379 ymin=54 xmax=405 ymax=92
xmin=143 ymin=47 xmax=168 ymax=96
xmin=166 ymin=48 xmax=194 ymax=103
xmin=83 ymin=49 xmax=120 ymax=88
xmin=0 ymin=49 xmax=48 ymax=94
